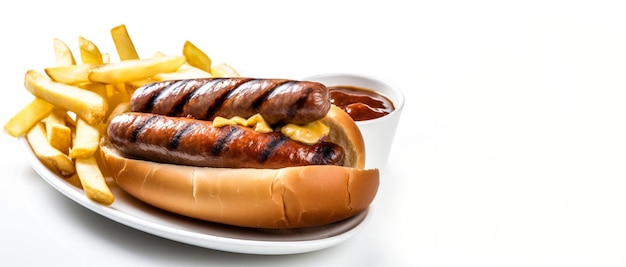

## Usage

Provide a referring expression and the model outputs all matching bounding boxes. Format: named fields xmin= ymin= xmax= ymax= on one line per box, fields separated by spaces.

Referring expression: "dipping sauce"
xmin=329 ymin=86 xmax=395 ymax=121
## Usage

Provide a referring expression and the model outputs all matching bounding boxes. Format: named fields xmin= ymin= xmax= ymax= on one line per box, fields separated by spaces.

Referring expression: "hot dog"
xmin=99 ymin=78 xmax=379 ymax=229
xmin=130 ymin=78 xmax=331 ymax=126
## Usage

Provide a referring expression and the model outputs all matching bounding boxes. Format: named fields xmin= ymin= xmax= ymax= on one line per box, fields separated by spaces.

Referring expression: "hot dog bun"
xmin=99 ymin=105 xmax=379 ymax=229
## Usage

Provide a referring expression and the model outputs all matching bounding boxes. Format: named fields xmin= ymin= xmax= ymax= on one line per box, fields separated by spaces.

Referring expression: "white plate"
xmin=18 ymin=137 xmax=372 ymax=255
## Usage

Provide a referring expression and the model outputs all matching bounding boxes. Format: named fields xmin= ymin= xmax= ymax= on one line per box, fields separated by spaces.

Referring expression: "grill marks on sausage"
xmin=133 ymin=114 xmax=244 ymax=157
xmin=210 ymin=126 xmax=242 ymax=156
xmin=135 ymin=81 xmax=176 ymax=113
xmin=169 ymin=80 xmax=207 ymax=117
xmin=168 ymin=122 xmax=199 ymax=150
xmin=198 ymin=78 xmax=248 ymax=121
xmin=129 ymin=78 xmax=330 ymax=126
xmin=130 ymin=115 xmax=159 ymax=143
xmin=258 ymin=135 xmax=288 ymax=164
xmin=285 ymin=86 xmax=314 ymax=126
xmin=250 ymin=80 xmax=287 ymax=112
xmin=107 ymin=113 xmax=345 ymax=169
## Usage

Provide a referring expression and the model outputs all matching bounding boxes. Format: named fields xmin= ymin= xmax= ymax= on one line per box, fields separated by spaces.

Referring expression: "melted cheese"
xmin=245 ymin=114 xmax=272 ymax=133
xmin=212 ymin=114 xmax=328 ymax=144
xmin=280 ymin=120 xmax=329 ymax=145
xmin=213 ymin=115 xmax=272 ymax=133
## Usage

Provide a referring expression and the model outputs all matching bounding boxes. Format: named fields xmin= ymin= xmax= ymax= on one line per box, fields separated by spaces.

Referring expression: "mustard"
xmin=212 ymin=114 xmax=328 ymax=144
xmin=245 ymin=114 xmax=272 ymax=133
xmin=280 ymin=120 xmax=329 ymax=145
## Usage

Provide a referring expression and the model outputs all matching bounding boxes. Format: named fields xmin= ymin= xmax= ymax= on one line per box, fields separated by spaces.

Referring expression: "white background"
xmin=2 ymin=0 xmax=626 ymax=266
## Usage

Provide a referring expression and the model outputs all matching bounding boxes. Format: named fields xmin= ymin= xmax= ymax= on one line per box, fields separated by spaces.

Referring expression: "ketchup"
xmin=328 ymin=86 xmax=395 ymax=121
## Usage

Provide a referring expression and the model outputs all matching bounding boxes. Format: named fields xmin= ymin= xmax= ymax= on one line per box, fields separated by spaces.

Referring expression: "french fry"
xmin=104 ymin=85 xmax=131 ymax=118
xmin=69 ymin=118 xmax=101 ymax=158
xmin=152 ymin=48 xmax=212 ymax=79
xmin=78 ymin=36 xmax=103 ymax=65
xmin=26 ymin=122 xmax=75 ymax=177
xmin=211 ymin=63 xmax=240 ymax=77
xmin=24 ymin=69 xmax=107 ymax=125
xmin=3 ymin=98 xmax=54 ymax=137
xmin=126 ymin=78 xmax=154 ymax=90
xmin=49 ymin=36 xmax=86 ymax=83
xmin=47 ymin=37 xmax=76 ymax=155
xmin=78 ymin=37 xmax=108 ymax=100
xmin=53 ymin=38 xmax=76 ymax=66
xmin=152 ymin=63 xmax=212 ymax=81
xmin=65 ymin=174 xmax=83 ymax=189
xmin=108 ymin=82 xmax=127 ymax=94
xmin=88 ymin=55 xmax=186 ymax=84
xmin=105 ymin=102 xmax=130 ymax=125
xmin=183 ymin=40 xmax=212 ymax=74
xmin=75 ymin=156 xmax=114 ymax=205
xmin=111 ymin=24 xmax=139 ymax=61
xmin=80 ymin=82 xmax=108 ymax=99
xmin=45 ymin=107 xmax=72 ymax=154
xmin=44 ymin=64 xmax=93 ymax=84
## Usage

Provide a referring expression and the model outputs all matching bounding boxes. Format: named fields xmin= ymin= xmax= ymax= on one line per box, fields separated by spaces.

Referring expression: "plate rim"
xmin=17 ymin=137 xmax=372 ymax=255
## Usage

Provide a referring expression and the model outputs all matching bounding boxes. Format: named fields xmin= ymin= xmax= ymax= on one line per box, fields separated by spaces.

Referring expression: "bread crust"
xmin=99 ymin=105 xmax=379 ymax=229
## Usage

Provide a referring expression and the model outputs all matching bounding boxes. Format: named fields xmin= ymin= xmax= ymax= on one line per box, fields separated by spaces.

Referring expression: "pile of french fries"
xmin=3 ymin=24 xmax=239 ymax=205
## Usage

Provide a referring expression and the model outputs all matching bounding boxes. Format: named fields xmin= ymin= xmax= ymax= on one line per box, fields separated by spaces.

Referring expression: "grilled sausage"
xmin=130 ymin=78 xmax=331 ymax=126
xmin=106 ymin=112 xmax=345 ymax=169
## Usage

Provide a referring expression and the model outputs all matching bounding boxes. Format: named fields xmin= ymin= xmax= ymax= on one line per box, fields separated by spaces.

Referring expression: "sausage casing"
xmin=106 ymin=112 xmax=345 ymax=169
xmin=130 ymin=78 xmax=330 ymax=126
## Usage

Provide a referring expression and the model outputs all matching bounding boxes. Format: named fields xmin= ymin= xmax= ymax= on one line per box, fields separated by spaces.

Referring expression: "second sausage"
xmin=130 ymin=78 xmax=331 ymax=126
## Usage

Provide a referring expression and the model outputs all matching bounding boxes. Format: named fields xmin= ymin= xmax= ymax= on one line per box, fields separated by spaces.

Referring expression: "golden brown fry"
xmin=75 ymin=156 xmax=114 ymax=205
xmin=149 ymin=50 xmax=212 ymax=80
xmin=69 ymin=118 xmax=101 ymax=158
xmin=3 ymin=98 xmax=54 ymax=137
xmin=183 ymin=40 xmax=212 ymax=74
xmin=78 ymin=36 xmax=103 ymax=65
xmin=48 ymin=37 xmax=77 ymax=155
xmin=111 ymin=24 xmax=139 ymax=61
xmin=105 ymin=86 xmax=131 ymax=118
xmin=78 ymin=38 xmax=107 ymax=93
xmin=152 ymin=63 xmax=212 ymax=81
xmin=53 ymin=38 xmax=76 ymax=66
xmin=211 ymin=63 xmax=240 ymax=77
xmin=65 ymin=174 xmax=83 ymax=189
xmin=108 ymin=83 xmax=126 ymax=94
xmin=26 ymin=122 xmax=75 ymax=177
xmin=80 ymin=82 xmax=108 ymax=99
xmin=105 ymin=102 xmax=130 ymax=125
xmin=44 ymin=64 xmax=93 ymax=84
xmin=88 ymin=55 xmax=186 ymax=84
xmin=49 ymin=36 xmax=90 ymax=87
xmin=45 ymin=107 xmax=72 ymax=154
xmin=126 ymin=78 xmax=154 ymax=90
xmin=24 ymin=69 xmax=107 ymax=125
